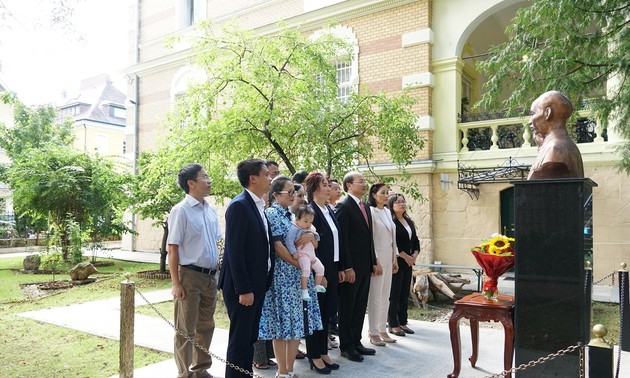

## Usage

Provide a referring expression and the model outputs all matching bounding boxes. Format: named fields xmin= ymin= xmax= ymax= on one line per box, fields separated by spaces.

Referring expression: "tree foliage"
xmin=7 ymin=145 xmax=131 ymax=259
xmin=0 ymin=95 xmax=131 ymax=259
xmin=0 ymin=92 xmax=74 ymax=159
xmin=476 ymin=0 xmax=630 ymax=172
xmin=0 ymin=0 xmax=83 ymax=38
xmin=169 ymin=22 xmax=424 ymax=180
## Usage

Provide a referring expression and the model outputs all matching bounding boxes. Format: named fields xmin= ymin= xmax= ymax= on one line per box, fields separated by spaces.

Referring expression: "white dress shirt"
xmin=167 ymin=194 xmax=222 ymax=268
xmin=317 ymin=203 xmax=340 ymax=262
xmin=245 ymin=189 xmax=271 ymax=271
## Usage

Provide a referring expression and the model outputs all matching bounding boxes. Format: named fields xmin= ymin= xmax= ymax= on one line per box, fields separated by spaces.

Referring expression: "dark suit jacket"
xmin=219 ymin=190 xmax=274 ymax=295
xmin=393 ymin=217 xmax=420 ymax=262
xmin=310 ymin=201 xmax=343 ymax=277
xmin=334 ymin=195 xmax=376 ymax=276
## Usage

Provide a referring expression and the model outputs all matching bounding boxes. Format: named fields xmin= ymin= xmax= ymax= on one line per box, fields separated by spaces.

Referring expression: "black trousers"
xmin=337 ymin=270 xmax=371 ymax=352
xmin=388 ymin=257 xmax=412 ymax=327
xmin=305 ymin=271 xmax=338 ymax=358
xmin=223 ymin=286 xmax=265 ymax=378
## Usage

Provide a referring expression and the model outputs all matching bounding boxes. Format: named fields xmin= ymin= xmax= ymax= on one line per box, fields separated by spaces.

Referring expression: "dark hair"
xmin=303 ymin=172 xmax=327 ymax=202
xmin=387 ymin=193 xmax=412 ymax=222
xmin=342 ymin=171 xmax=360 ymax=192
xmin=177 ymin=163 xmax=203 ymax=194
xmin=294 ymin=204 xmax=315 ymax=220
xmin=265 ymin=160 xmax=279 ymax=168
xmin=367 ymin=182 xmax=388 ymax=207
xmin=269 ymin=176 xmax=292 ymax=204
xmin=329 ymin=178 xmax=339 ymax=185
xmin=236 ymin=158 xmax=266 ymax=188
xmin=292 ymin=170 xmax=308 ymax=184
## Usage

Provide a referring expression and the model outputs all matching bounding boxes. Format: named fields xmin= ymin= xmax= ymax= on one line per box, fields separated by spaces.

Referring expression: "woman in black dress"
xmin=303 ymin=172 xmax=342 ymax=374
xmin=387 ymin=193 xmax=420 ymax=336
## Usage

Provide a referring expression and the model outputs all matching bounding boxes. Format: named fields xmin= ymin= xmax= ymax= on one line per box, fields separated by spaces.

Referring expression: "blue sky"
xmin=0 ymin=0 xmax=128 ymax=105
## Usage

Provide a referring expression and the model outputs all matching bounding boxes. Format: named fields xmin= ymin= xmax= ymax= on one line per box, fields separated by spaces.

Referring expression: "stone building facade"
xmin=124 ymin=0 xmax=628 ymax=279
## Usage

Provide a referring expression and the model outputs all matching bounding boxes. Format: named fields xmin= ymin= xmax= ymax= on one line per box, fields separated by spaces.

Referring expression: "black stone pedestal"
xmin=512 ymin=178 xmax=597 ymax=377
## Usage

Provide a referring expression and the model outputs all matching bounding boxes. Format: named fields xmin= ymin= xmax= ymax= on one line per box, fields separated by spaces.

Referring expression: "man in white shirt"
xmin=167 ymin=163 xmax=222 ymax=378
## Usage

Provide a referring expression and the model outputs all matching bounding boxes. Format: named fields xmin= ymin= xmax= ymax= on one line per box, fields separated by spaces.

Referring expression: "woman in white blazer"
xmin=366 ymin=183 xmax=399 ymax=346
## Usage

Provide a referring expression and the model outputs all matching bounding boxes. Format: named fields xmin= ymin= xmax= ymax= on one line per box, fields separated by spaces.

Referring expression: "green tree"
xmin=169 ymin=22 xmax=424 ymax=180
xmin=476 ymin=0 xmax=630 ymax=171
xmin=0 ymin=93 xmax=74 ymax=160
xmin=0 ymin=93 xmax=74 ymax=237
xmin=7 ymin=144 xmax=131 ymax=260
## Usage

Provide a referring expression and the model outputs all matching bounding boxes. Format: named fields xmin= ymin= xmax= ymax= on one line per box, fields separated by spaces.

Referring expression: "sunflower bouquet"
xmin=472 ymin=234 xmax=515 ymax=257
xmin=471 ymin=233 xmax=515 ymax=300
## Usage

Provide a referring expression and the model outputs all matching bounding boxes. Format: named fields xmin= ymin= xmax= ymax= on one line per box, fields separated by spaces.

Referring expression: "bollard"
xmin=588 ymin=324 xmax=613 ymax=378
xmin=120 ymin=273 xmax=135 ymax=378
xmin=620 ymin=263 xmax=629 ymax=352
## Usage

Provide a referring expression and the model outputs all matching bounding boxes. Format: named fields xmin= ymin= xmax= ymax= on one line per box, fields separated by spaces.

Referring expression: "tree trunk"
xmin=159 ymin=220 xmax=168 ymax=273
xmin=411 ymin=269 xmax=471 ymax=308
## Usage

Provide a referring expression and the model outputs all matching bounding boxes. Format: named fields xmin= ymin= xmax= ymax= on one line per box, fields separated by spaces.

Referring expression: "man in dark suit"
xmin=334 ymin=171 xmax=379 ymax=362
xmin=219 ymin=158 xmax=274 ymax=378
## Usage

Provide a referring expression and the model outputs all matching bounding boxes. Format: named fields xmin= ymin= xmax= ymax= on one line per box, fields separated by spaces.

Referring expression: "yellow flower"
xmin=489 ymin=235 xmax=511 ymax=254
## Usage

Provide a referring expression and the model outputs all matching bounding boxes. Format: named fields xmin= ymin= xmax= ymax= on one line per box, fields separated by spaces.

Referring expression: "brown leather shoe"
xmin=379 ymin=332 xmax=397 ymax=343
xmin=369 ymin=334 xmax=386 ymax=346
xmin=400 ymin=325 xmax=415 ymax=334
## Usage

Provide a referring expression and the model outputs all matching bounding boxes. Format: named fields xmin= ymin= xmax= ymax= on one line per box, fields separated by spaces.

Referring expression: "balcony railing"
xmin=457 ymin=110 xmax=606 ymax=152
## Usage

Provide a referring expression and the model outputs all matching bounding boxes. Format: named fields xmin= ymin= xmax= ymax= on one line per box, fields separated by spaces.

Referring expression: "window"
xmin=61 ymin=105 xmax=80 ymax=117
xmin=336 ymin=61 xmax=353 ymax=102
xmin=109 ymin=106 xmax=126 ymax=118
xmin=178 ymin=0 xmax=206 ymax=28
xmin=311 ymin=26 xmax=359 ymax=102
xmin=96 ymin=135 xmax=109 ymax=155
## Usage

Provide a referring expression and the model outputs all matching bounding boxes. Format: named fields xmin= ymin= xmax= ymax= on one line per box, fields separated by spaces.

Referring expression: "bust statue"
xmin=527 ymin=90 xmax=584 ymax=179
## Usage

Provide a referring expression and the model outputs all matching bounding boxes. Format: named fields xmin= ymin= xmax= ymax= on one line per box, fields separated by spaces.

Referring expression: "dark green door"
xmin=500 ymin=187 xmax=515 ymax=238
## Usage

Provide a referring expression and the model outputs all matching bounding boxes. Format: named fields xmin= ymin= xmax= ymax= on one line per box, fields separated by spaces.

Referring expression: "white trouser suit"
xmin=368 ymin=206 xmax=398 ymax=336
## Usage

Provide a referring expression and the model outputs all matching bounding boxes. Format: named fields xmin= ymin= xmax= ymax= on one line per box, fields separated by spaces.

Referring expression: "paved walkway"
xmin=9 ymin=249 xmax=630 ymax=377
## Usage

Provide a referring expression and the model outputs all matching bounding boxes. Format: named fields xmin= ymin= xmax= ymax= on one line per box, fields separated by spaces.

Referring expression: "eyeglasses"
xmin=277 ymin=190 xmax=296 ymax=197
xmin=353 ymin=180 xmax=366 ymax=185
xmin=195 ymin=175 xmax=212 ymax=183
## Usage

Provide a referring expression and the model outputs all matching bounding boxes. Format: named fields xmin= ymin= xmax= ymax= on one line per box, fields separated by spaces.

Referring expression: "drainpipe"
xmin=130 ymin=0 xmax=141 ymax=252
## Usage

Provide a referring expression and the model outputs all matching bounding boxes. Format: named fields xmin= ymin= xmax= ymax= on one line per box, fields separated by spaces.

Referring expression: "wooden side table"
xmin=447 ymin=292 xmax=515 ymax=378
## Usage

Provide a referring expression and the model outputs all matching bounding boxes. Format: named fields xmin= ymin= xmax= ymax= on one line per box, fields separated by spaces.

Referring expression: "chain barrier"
xmin=483 ymin=343 xmax=584 ymax=378
xmin=593 ymin=271 xmax=615 ymax=286
xmin=133 ymin=286 xmax=262 ymax=378
xmin=129 ymin=269 xmax=623 ymax=378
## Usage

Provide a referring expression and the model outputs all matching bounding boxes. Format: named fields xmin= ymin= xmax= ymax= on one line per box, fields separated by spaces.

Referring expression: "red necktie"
xmin=359 ymin=201 xmax=369 ymax=226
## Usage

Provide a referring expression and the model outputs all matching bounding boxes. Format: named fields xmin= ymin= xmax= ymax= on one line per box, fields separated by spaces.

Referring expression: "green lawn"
xmin=0 ymin=255 xmax=173 ymax=377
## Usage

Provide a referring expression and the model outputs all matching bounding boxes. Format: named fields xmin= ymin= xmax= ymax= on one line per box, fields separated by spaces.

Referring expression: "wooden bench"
xmin=414 ymin=263 xmax=483 ymax=292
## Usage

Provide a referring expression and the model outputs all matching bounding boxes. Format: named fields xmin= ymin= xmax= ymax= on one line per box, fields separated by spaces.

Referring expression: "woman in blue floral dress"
xmin=259 ymin=176 xmax=322 ymax=378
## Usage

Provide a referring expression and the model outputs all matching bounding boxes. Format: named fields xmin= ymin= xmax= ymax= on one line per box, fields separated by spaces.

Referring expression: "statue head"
xmin=528 ymin=90 xmax=573 ymax=140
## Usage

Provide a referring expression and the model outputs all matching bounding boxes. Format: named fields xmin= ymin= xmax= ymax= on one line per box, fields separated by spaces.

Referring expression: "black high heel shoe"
xmin=308 ymin=359 xmax=331 ymax=374
xmin=323 ymin=360 xmax=340 ymax=370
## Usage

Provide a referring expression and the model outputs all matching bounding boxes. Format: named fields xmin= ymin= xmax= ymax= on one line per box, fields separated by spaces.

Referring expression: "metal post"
xmin=120 ymin=273 xmax=135 ymax=378
xmin=588 ymin=324 xmax=613 ymax=378
xmin=619 ymin=262 xmax=629 ymax=352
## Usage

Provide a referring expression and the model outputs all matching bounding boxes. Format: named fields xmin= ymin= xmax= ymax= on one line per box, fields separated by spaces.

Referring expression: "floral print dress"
xmin=258 ymin=203 xmax=323 ymax=340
